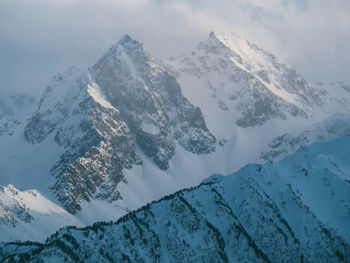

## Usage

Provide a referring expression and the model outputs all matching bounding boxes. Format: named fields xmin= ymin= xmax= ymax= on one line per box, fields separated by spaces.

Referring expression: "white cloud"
xmin=0 ymin=0 xmax=349 ymax=95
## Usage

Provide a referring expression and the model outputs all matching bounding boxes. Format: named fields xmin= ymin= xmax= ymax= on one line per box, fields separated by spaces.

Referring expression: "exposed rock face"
xmin=91 ymin=35 xmax=215 ymax=169
xmin=166 ymin=32 xmax=324 ymax=128
xmin=2 ymin=136 xmax=350 ymax=262
xmin=24 ymin=67 xmax=138 ymax=214
xmin=23 ymin=36 xmax=215 ymax=213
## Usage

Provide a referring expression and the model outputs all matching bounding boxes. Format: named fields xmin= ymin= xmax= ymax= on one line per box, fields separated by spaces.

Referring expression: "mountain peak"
xmin=209 ymin=31 xmax=216 ymax=38
xmin=210 ymin=32 xmax=249 ymax=55
xmin=94 ymin=34 xmax=149 ymax=75
xmin=118 ymin=34 xmax=133 ymax=45
xmin=207 ymin=31 xmax=241 ymax=43
xmin=109 ymin=34 xmax=145 ymax=54
xmin=197 ymin=31 xmax=244 ymax=55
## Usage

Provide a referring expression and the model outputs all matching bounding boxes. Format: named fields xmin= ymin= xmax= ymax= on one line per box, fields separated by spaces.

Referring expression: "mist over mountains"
xmin=1 ymin=0 xmax=349 ymax=96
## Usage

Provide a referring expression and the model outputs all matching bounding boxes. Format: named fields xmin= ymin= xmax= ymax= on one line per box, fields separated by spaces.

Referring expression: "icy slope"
xmin=2 ymin=136 xmax=349 ymax=262
xmin=0 ymin=185 xmax=81 ymax=243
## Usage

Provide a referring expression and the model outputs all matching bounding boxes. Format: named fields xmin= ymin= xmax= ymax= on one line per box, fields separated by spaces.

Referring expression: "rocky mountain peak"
xmin=196 ymin=31 xmax=232 ymax=56
xmin=118 ymin=34 xmax=133 ymax=44
xmin=117 ymin=34 xmax=146 ymax=57
xmin=94 ymin=34 xmax=151 ymax=81
xmin=91 ymin=35 xmax=215 ymax=170
xmin=22 ymin=34 xmax=216 ymax=214
xmin=167 ymin=32 xmax=327 ymax=129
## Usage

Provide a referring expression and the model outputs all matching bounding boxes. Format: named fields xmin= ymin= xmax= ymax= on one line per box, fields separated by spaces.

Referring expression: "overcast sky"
xmin=1 ymin=0 xmax=349 ymax=95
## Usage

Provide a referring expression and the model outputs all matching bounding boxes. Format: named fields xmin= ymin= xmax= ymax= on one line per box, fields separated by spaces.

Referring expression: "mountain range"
xmin=0 ymin=32 xmax=349 ymax=262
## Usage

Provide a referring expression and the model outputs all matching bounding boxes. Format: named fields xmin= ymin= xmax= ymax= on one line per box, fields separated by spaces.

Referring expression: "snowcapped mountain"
xmin=22 ymin=35 xmax=215 ymax=215
xmin=165 ymin=31 xmax=350 ymax=171
xmin=90 ymin=35 xmax=216 ymax=168
xmin=1 ymin=136 xmax=349 ymax=262
xmin=1 ymin=32 xmax=349 ymax=244
xmin=0 ymin=185 xmax=81 ymax=243
xmin=165 ymin=32 xmax=325 ymax=128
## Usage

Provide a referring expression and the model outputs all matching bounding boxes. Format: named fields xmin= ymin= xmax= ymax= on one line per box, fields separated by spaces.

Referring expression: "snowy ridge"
xmin=312 ymin=81 xmax=350 ymax=114
xmin=1 ymin=136 xmax=349 ymax=262
xmin=261 ymin=113 xmax=350 ymax=162
xmin=0 ymin=185 xmax=81 ymax=243
xmin=214 ymin=32 xmax=320 ymax=107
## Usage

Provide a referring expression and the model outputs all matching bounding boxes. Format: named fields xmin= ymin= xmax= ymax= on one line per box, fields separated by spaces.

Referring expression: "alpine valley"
xmin=1 ymin=32 xmax=349 ymax=262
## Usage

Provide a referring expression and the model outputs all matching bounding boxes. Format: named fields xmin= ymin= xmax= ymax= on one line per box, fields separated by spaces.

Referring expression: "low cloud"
xmin=0 ymin=0 xmax=349 ymax=95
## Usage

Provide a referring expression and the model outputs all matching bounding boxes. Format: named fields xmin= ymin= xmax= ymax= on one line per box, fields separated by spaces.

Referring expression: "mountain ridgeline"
xmin=1 ymin=136 xmax=350 ymax=262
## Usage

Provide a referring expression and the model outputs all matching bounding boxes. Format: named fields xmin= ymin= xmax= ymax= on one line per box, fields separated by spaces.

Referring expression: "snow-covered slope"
xmin=312 ymin=81 xmax=350 ymax=113
xmin=2 ymin=136 xmax=349 ymax=262
xmin=0 ymin=185 xmax=81 ymax=243
xmin=261 ymin=113 xmax=350 ymax=162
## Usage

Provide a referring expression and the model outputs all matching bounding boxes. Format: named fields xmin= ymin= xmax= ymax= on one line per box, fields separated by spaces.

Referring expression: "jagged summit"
xmin=91 ymin=34 xmax=216 ymax=168
xmin=207 ymin=31 xmax=242 ymax=43
xmin=200 ymin=31 xmax=247 ymax=54
xmin=96 ymin=34 xmax=150 ymax=76
xmin=119 ymin=34 xmax=133 ymax=44
xmin=22 ymin=34 xmax=215 ymax=214
xmin=166 ymin=32 xmax=326 ymax=129
xmin=105 ymin=34 xmax=138 ymax=52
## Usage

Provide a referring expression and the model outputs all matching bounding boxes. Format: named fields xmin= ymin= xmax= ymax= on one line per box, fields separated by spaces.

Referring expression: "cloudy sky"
xmin=1 ymin=0 xmax=349 ymax=95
